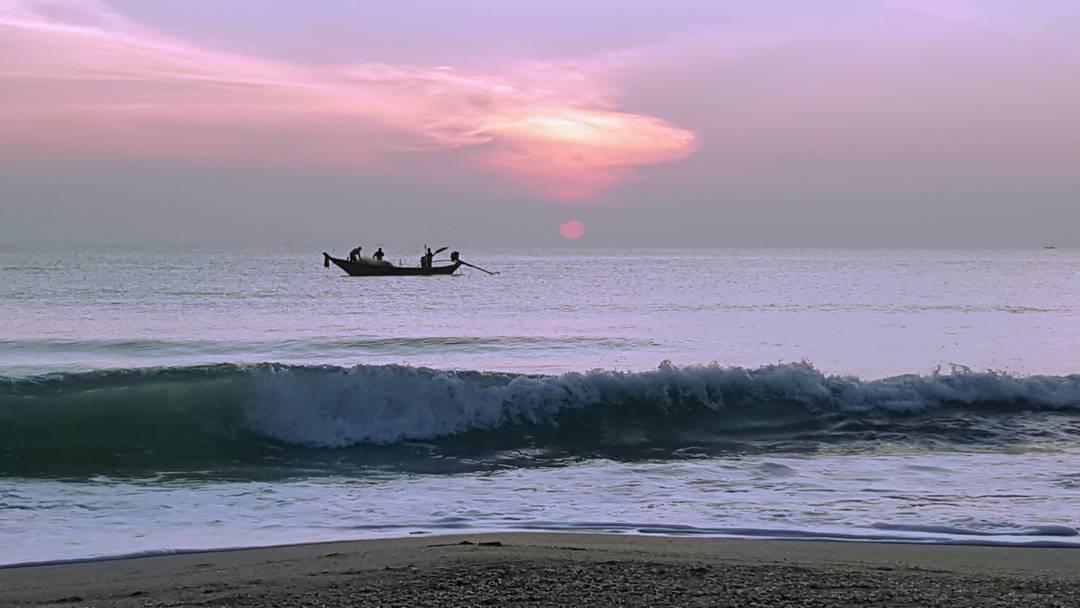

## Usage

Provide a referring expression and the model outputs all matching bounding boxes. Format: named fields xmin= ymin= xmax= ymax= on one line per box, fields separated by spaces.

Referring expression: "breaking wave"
xmin=2 ymin=362 xmax=1079 ymax=475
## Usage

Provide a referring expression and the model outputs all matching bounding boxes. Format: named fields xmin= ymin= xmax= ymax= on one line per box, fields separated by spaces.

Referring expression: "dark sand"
xmin=2 ymin=534 xmax=1078 ymax=607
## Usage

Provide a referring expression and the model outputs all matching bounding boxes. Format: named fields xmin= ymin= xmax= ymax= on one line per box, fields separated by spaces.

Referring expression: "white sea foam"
xmin=235 ymin=362 xmax=1080 ymax=447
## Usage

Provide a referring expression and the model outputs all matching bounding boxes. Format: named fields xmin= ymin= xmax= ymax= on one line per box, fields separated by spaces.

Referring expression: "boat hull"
xmin=324 ymin=253 xmax=461 ymax=276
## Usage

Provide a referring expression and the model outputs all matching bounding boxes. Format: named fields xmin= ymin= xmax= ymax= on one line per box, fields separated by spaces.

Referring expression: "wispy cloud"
xmin=0 ymin=0 xmax=695 ymax=200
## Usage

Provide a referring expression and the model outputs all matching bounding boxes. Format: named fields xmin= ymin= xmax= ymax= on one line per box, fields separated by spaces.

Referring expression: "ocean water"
xmin=1 ymin=247 xmax=1078 ymax=565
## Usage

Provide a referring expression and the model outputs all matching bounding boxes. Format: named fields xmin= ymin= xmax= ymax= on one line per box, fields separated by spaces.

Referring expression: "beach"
xmin=2 ymin=533 xmax=1078 ymax=607
xmin=7 ymin=1 xmax=1080 ymax=603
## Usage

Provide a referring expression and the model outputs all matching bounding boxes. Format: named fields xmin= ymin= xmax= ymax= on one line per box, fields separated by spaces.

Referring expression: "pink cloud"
xmin=0 ymin=0 xmax=695 ymax=200
xmin=481 ymin=110 xmax=696 ymax=200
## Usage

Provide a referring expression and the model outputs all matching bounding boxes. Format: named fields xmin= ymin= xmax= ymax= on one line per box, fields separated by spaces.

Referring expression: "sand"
xmin=2 ymin=534 xmax=1078 ymax=607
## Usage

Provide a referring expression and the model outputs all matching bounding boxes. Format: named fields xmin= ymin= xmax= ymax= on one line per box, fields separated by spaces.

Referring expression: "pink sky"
xmin=2 ymin=1 xmax=1079 ymax=246
xmin=0 ymin=0 xmax=695 ymax=201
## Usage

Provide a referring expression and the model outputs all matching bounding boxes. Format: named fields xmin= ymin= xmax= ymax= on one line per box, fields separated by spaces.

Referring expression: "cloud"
xmin=0 ymin=0 xmax=695 ymax=200
xmin=481 ymin=110 xmax=695 ymax=200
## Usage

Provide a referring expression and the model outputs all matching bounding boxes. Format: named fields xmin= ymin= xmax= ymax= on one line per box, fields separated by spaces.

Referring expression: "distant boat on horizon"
xmin=322 ymin=249 xmax=498 ymax=276
xmin=323 ymin=251 xmax=461 ymax=276
xmin=1042 ymin=245 xmax=1056 ymax=250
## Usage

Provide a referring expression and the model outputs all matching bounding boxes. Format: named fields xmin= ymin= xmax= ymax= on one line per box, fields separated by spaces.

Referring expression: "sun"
xmin=559 ymin=219 xmax=586 ymax=241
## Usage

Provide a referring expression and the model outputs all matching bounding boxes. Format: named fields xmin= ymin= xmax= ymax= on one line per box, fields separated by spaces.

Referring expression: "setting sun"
xmin=559 ymin=219 xmax=586 ymax=240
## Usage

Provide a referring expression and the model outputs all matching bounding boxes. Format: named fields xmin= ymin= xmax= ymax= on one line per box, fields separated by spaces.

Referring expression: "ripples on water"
xmin=2 ymin=247 xmax=1078 ymax=376
xmin=4 ymin=452 xmax=1079 ymax=565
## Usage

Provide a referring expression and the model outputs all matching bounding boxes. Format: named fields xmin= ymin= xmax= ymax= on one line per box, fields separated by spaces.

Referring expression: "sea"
xmin=1 ymin=246 xmax=1078 ymax=566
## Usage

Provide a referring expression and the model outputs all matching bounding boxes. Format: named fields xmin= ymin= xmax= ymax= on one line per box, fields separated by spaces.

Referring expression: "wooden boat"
xmin=323 ymin=252 xmax=461 ymax=276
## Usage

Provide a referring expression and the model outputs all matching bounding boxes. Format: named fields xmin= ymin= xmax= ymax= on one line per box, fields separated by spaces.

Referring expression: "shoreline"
xmin=3 ymin=533 xmax=1078 ymax=607
xmin=4 ymin=529 xmax=1080 ymax=571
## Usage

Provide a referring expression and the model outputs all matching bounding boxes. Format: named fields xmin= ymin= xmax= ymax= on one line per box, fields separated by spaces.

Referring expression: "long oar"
xmin=458 ymin=259 xmax=499 ymax=275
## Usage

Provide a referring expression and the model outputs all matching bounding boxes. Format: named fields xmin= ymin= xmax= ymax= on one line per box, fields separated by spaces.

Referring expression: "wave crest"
xmin=2 ymin=362 xmax=1078 ymax=474
xmin=238 ymin=361 xmax=1080 ymax=447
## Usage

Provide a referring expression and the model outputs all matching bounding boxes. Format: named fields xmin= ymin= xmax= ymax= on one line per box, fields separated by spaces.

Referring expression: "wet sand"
xmin=2 ymin=533 xmax=1078 ymax=607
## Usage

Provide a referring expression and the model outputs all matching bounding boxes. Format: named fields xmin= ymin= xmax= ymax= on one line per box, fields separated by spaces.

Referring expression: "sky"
xmin=1 ymin=0 xmax=1078 ymax=248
